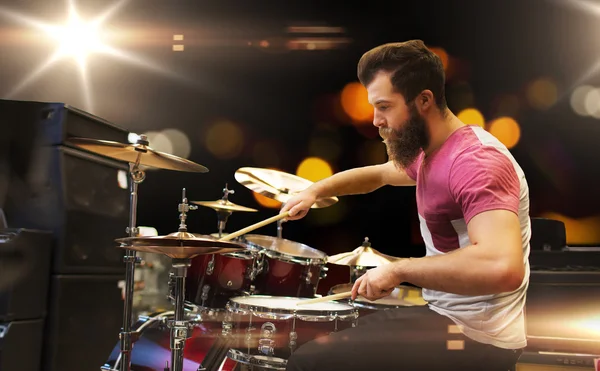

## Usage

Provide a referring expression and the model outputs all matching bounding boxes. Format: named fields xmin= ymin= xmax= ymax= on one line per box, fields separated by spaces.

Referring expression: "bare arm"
xmin=307 ymin=161 xmax=415 ymax=198
xmin=395 ymin=209 xmax=525 ymax=295
xmin=352 ymin=209 xmax=526 ymax=299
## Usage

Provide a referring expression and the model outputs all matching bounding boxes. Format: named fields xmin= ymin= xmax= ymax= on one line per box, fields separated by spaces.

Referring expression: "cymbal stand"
xmin=276 ymin=202 xmax=285 ymax=238
xmin=167 ymin=190 xmax=196 ymax=371
xmin=216 ymin=184 xmax=234 ymax=238
xmin=119 ymin=135 xmax=149 ymax=371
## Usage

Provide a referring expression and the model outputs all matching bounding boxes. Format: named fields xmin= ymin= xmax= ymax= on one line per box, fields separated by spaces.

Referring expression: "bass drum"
xmin=101 ymin=310 xmax=237 ymax=371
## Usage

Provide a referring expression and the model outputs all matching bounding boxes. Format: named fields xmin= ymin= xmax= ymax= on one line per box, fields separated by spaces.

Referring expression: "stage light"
xmin=46 ymin=12 xmax=104 ymax=64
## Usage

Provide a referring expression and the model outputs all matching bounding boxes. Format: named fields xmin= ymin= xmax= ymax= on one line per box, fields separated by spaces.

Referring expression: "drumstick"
xmin=218 ymin=212 xmax=290 ymax=242
xmin=296 ymin=291 xmax=353 ymax=306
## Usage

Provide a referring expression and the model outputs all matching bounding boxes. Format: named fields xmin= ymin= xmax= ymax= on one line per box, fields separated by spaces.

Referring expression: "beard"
xmin=380 ymin=103 xmax=430 ymax=169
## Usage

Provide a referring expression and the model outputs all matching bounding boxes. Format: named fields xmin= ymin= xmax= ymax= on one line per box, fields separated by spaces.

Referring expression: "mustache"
xmin=379 ymin=127 xmax=394 ymax=139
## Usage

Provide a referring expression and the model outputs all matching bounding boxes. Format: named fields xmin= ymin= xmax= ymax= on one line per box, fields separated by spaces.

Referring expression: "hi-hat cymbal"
xmin=191 ymin=200 xmax=258 ymax=213
xmin=328 ymin=237 xmax=400 ymax=267
xmin=115 ymin=231 xmax=245 ymax=258
xmin=67 ymin=137 xmax=209 ymax=173
xmin=234 ymin=167 xmax=338 ymax=207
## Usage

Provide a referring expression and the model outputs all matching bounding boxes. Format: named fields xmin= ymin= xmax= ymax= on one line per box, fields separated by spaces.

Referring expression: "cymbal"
xmin=191 ymin=200 xmax=258 ymax=213
xmin=67 ymin=137 xmax=209 ymax=173
xmin=115 ymin=231 xmax=246 ymax=259
xmin=234 ymin=167 xmax=338 ymax=207
xmin=328 ymin=237 xmax=400 ymax=267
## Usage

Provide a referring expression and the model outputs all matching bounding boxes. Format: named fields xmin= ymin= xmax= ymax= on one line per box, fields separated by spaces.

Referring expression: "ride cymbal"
xmin=234 ymin=167 xmax=337 ymax=207
xmin=191 ymin=200 xmax=258 ymax=213
xmin=115 ymin=231 xmax=246 ymax=258
xmin=327 ymin=237 xmax=400 ymax=267
xmin=68 ymin=137 xmax=208 ymax=173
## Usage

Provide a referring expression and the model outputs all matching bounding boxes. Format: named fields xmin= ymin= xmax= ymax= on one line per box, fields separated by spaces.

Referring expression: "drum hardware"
xmin=224 ymin=295 xmax=358 ymax=370
xmin=234 ymin=167 xmax=338 ymax=238
xmin=68 ymin=136 xmax=209 ymax=371
xmin=192 ymin=184 xmax=258 ymax=239
xmin=117 ymin=190 xmax=247 ymax=371
xmin=327 ymin=237 xmax=401 ymax=282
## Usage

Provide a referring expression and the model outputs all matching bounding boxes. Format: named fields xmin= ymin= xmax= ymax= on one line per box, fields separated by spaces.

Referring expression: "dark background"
xmin=2 ymin=0 xmax=600 ymax=259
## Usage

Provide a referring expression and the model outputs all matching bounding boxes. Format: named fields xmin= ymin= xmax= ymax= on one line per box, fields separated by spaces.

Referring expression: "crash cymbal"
xmin=191 ymin=200 xmax=258 ymax=213
xmin=328 ymin=237 xmax=400 ymax=267
xmin=234 ymin=167 xmax=338 ymax=207
xmin=67 ymin=137 xmax=208 ymax=173
xmin=115 ymin=231 xmax=246 ymax=258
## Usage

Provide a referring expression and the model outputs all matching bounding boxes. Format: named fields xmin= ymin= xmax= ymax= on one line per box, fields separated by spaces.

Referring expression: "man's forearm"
xmin=393 ymin=244 xmax=525 ymax=296
xmin=307 ymin=166 xmax=386 ymax=198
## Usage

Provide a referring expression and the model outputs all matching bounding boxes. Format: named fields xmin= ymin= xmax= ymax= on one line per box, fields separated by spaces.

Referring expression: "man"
xmin=280 ymin=40 xmax=530 ymax=371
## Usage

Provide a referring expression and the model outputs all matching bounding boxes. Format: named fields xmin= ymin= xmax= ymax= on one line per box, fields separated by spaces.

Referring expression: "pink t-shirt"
xmin=405 ymin=125 xmax=531 ymax=349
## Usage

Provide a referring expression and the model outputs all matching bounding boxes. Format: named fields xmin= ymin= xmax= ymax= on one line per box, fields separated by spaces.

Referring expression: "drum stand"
xmin=119 ymin=137 xmax=149 ymax=371
xmin=276 ymin=202 xmax=285 ymax=238
xmin=216 ymin=185 xmax=234 ymax=238
xmin=166 ymin=190 xmax=196 ymax=371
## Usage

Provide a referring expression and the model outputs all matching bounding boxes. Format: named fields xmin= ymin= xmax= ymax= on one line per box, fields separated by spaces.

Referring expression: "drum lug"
xmin=288 ymin=331 xmax=298 ymax=353
xmin=258 ymin=322 xmax=276 ymax=356
xmin=206 ymin=256 xmax=215 ymax=275
xmin=304 ymin=270 xmax=313 ymax=284
xmin=319 ymin=266 xmax=329 ymax=279
xmin=201 ymin=284 xmax=210 ymax=304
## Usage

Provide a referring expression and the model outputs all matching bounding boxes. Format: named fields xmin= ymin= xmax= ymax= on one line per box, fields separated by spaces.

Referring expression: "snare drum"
xmin=224 ymin=295 xmax=358 ymax=370
xmin=185 ymin=242 xmax=261 ymax=310
xmin=242 ymin=235 xmax=328 ymax=298
xmin=329 ymin=283 xmax=427 ymax=314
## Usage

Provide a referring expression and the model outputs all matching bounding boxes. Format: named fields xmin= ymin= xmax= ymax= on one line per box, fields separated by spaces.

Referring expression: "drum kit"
xmin=66 ymin=135 xmax=426 ymax=371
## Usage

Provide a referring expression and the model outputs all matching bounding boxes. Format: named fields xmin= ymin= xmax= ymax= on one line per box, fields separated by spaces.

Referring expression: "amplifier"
xmin=0 ymin=99 xmax=129 ymax=146
xmin=0 ymin=228 xmax=53 ymax=321
xmin=526 ymin=269 xmax=600 ymax=355
xmin=518 ymin=351 xmax=599 ymax=370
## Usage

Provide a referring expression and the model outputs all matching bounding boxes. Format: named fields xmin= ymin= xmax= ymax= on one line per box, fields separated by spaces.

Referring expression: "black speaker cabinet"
xmin=5 ymin=146 xmax=130 ymax=274
xmin=0 ymin=228 xmax=53 ymax=321
xmin=42 ymin=274 xmax=124 ymax=371
xmin=0 ymin=318 xmax=45 ymax=371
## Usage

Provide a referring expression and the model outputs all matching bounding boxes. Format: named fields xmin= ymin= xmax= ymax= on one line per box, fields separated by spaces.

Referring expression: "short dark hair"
xmin=357 ymin=40 xmax=447 ymax=110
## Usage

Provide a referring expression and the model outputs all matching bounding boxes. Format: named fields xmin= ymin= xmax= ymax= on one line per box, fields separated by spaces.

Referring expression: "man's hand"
xmin=351 ymin=264 xmax=401 ymax=301
xmin=279 ymin=190 xmax=318 ymax=221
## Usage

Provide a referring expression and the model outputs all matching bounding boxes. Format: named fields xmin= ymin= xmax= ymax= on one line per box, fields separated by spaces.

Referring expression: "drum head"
xmin=227 ymin=295 xmax=356 ymax=319
xmin=242 ymin=234 xmax=327 ymax=263
xmin=329 ymin=283 xmax=427 ymax=308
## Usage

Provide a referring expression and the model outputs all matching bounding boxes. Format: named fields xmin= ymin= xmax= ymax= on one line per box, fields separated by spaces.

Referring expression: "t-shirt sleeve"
xmin=449 ymin=147 xmax=520 ymax=224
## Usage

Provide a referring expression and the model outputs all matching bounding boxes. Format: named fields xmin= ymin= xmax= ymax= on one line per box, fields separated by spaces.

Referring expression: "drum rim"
xmin=227 ymin=295 xmax=357 ymax=318
xmin=328 ymin=283 xmax=425 ymax=309
xmin=242 ymin=234 xmax=328 ymax=264
xmin=227 ymin=349 xmax=287 ymax=370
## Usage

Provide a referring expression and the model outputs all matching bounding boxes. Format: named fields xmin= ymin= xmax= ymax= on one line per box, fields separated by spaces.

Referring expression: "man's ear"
xmin=416 ymin=90 xmax=435 ymax=113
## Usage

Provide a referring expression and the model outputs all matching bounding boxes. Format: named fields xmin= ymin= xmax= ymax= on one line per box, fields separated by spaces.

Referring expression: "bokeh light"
xmin=340 ymin=82 xmax=373 ymax=123
xmin=253 ymin=193 xmax=281 ymax=209
xmin=488 ymin=117 xmax=521 ymax=149
xmin=570 ymin=85 xmax=595 ymax=116
xmin=540 ymin=212 xmax=600 ymax=245
xmin=457 ymin=108 xmax=484 ymax=127
xmin=428 ymin=46 xmax=449 ymax=71
xmin=296 ymin=157 xmax=334 ymax=182
xmin=161 ymin=128 xmax=191 ymax=159
xmin=526 ymin=77 xmax=558 ymax=110
xmin=204 ymin=119 xmax=244 ymax=159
